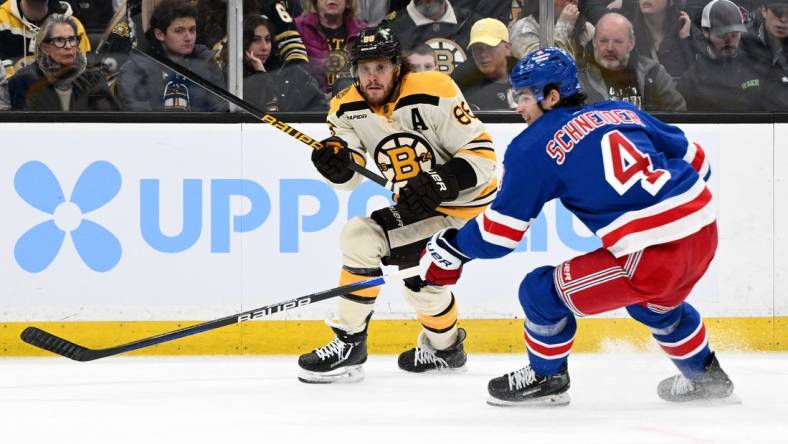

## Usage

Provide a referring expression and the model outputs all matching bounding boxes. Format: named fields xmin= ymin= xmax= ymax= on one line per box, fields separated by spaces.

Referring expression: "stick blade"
xmin=20 ymin=327 xmax=100 ymax=362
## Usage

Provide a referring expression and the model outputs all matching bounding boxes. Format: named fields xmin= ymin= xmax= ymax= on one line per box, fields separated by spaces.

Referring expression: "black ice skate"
xmin=487 ymin=364 xmax=571 ymax=407
xmin=298 ymin=325 xmax=368 ymax=384
xmin=657 ymin=352 xmax=738 ymax=403
xmin=397 ymin=328 xmax=467 ymax=373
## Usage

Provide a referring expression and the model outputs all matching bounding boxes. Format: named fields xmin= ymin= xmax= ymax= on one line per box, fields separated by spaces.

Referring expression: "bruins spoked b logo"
xmin=375 ymin=132 xmax=436 ymax=184
xmin=426 ymin=38 xmax=467 ymax=74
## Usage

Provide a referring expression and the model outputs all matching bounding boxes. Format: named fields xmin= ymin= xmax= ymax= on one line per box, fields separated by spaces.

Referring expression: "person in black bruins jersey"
xmin=298 ymin=25 xmax=497 ymax=384
xmin=386 ymin=0 xmax=484 ymax=74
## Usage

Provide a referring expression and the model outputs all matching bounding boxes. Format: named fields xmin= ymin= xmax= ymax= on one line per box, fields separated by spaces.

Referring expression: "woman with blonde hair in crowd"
xmin=509 ymin=0 xmax=594 ymax=60
xmin=8 ymin=13 xmax=118 ymax=111
xmin=296 ymin=0 xmax=367 ymax=94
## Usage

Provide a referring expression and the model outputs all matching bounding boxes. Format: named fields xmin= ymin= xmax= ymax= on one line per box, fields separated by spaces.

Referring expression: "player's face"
xmin=707 ymin=30 xmax=741 ymax=58
xmin=247 ymin=24 xmax=272 ymax=65
xmin=513 ymin=88 xmax=544 ymax=125
xmin=155 ymin=17 xmax=197 ymax=56
xmin=356 ymin=58 xmax=399 ymax=106
xmin=406 ymin=52 xmax=437 ymax=72
xmin=763 ymin=5 xmax=788 ymax=39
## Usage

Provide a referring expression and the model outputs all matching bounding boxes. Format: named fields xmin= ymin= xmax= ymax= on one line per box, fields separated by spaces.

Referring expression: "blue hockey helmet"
xmin=510 ymin=47 xmax=581 ymax=102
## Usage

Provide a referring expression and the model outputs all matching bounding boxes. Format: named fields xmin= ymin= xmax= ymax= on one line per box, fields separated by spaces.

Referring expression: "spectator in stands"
xmin=243 ymin=14 xmax=326 ymax=111
xmin=0 ymin=0 xmax=91 ymax=76
xmin=633 ymin=0 xmax=704 ymax=79
xmin=581 ymin=0 xmax=637 ymax=24
xmin=8 ymin=13 xmax=118 ymax=110
xmin=453 ymin=0 xmax=514 ymax=24
xmin=64 ymin=0 xmax=116 ymax=33
xmin=296 ymin=0 xmax=366 ymax=95
xmin=116 ymin=0 xmax=228 ymax=111
xmin=387 ymin=0 xmax=484 ymax=74
xmin=678 ymin=0 xmax=780 ymax=111
xmin=357 ymin=0 xmax=395 ymax=25
xmin=578 ymin=12 xmax=686 ymax=110
xmin=509 ymin=0 xmax=594 ymax=60
xmin=403 ymin=42 xmax=438 ymax=71
xmin=197 ymin=0 xmax=308 ymax=70
xmin=452 ymin=17 xmax=517 ymax=110
xmin=0 ymin=67 xmax=10 ymax=109
xmin=746 ymin=0 xmax=788 ymax=88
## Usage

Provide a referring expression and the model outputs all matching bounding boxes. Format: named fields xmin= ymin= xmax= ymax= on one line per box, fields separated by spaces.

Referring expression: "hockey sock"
xmin=335 ymin=266 xmax=382 ymax=333
xmin=524 ymin=315 xmax=577 ymax=376
xmin=518 ymin=266 xmax=577 ymax=375
xmin=418 ymin=293 xmax=459 ymax=350
xmin=628 ymin=302 xmax=711 ymax=378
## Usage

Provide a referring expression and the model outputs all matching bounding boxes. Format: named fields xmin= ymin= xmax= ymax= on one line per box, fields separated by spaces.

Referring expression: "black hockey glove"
xmin=398 ymin=165 xmax=459 ymax=219
xmin=312 ymin=136 xmax=355 ymax=184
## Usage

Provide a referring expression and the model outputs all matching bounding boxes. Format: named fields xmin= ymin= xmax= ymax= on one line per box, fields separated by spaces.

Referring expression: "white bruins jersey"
xmin=327 ymin=70 xmax=498 ymax=220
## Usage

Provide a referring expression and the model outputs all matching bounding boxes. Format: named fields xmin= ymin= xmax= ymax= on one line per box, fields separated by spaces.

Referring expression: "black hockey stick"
xmin=20 ymin=266 xmax=418 ymax=361
xmin=131 ymin=48 xmax=394 ymax=190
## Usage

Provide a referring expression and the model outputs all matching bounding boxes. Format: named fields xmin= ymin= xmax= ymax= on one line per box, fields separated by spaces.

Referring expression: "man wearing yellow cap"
xmin=451 ymin=18 xmax=518 ymax=110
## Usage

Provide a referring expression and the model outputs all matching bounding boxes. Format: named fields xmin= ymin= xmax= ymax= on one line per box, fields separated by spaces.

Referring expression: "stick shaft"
xmin=131 ymin=48 xmax=392 ymax=189
xmin=21 ymin=267 xmax=418 ymax=361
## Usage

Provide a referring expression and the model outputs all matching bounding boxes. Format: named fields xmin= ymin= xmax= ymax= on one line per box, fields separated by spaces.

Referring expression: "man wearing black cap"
xmin=678 ymin=0 xmax=776 ymax=110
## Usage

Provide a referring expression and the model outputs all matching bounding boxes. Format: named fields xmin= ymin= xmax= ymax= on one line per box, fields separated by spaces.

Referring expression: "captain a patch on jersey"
xmin=374 ymin=132 xmax=436 ymax=184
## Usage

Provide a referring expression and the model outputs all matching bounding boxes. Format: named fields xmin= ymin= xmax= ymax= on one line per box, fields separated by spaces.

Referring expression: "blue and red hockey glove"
xmin=419 ymin=228 xmax=471 ymax=286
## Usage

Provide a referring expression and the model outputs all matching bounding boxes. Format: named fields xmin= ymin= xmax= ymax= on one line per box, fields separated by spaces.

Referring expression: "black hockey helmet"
xmin=350 ymin=25 xmax=402 ymax=69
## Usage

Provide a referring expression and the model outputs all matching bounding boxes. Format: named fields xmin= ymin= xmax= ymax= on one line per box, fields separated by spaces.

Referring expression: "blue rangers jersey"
xmin=454 ymin=100 xmax=713 ymax=259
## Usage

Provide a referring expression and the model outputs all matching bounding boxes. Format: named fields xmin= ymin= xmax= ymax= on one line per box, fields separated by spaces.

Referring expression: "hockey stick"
xmin=20 ymin=266 xmax=419 ymax=361
xmin=130 ymin=47 xmax=394 ymax=190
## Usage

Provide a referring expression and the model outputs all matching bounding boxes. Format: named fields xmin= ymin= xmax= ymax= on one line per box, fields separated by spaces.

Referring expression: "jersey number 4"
xmin=601 ymin=130 xmax=670 ymax=196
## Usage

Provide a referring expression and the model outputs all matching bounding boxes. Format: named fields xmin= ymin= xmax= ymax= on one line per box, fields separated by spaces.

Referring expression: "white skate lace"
xmin=670 ymin=376 xmax=697 ymax=396
xmin=414 ymin=346 xmax=449 ymax=368
xmin=508 ymin=366 xmax=538 ymax=391
xmin=315 ymin=338 xmax=348 ymax=360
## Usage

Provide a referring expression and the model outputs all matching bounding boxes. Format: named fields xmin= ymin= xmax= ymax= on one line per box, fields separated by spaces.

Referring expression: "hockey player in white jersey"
xmin=419 ymin=47 xmax=736 ymax=405
xmin=298 ymin=25 xmax=498 ymax=383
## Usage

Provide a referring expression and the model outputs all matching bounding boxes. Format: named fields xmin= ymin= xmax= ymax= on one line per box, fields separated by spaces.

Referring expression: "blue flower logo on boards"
xmin=14 ymin=161 xmax=122 ymax=273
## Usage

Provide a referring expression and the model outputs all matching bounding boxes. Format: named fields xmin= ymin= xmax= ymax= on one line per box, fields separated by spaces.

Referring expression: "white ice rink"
xmin=2 ymin=352 xmax=787 ymax=444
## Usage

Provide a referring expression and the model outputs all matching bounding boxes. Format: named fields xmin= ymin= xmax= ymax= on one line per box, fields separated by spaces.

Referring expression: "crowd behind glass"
xmin=1 ymin=0 xmax=786 ymax=113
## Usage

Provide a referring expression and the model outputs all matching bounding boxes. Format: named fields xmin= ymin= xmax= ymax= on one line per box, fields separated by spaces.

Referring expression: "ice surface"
xmin=2 ymin=352 xmax=786 ymax=443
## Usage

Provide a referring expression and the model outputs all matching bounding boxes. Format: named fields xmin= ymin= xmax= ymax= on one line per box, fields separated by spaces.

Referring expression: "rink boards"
xmin=1 ymin=122 xmax=786 ymax=355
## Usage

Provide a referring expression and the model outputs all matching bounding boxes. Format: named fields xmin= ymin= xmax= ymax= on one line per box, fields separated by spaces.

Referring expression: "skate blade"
xmin=486 ymin=392 xmax=571 ymax=407
xmin=403 ymin=365 xmax=469 ymax=375
xmin=298 ymin=365 xmax=365 ymax=384
xmin=680 ymin=393 xmax=743 ymax=406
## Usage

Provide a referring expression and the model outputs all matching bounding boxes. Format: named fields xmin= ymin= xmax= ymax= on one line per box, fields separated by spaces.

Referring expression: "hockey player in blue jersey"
xmin=418 ymin=47 xmax=736 ymax=406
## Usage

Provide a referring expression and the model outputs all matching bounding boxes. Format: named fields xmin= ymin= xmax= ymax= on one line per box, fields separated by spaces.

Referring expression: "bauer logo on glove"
xmin=419 ymin=228 xmax=471 ymax=286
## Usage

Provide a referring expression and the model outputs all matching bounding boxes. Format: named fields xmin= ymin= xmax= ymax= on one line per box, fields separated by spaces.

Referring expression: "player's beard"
xmin=360 ymin=79 xmax=396 ymax=106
